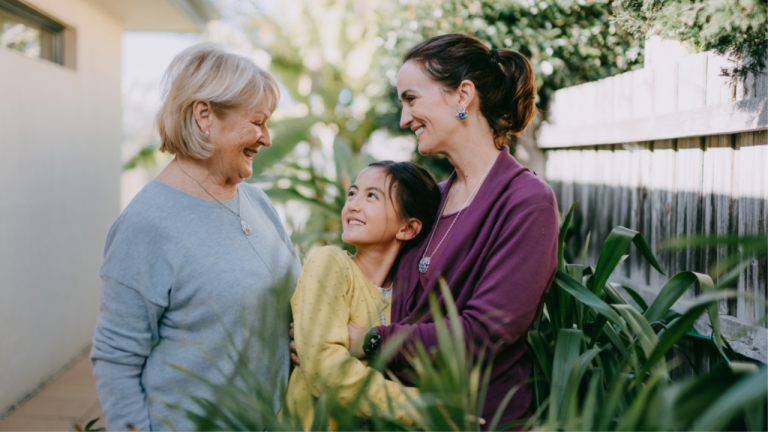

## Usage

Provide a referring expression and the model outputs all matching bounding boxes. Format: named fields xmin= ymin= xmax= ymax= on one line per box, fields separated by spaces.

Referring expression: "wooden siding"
xmin=545 ymin=132 xmax=768 ymax=361
xmin=539 ymin=45 xmax=768 ymax=362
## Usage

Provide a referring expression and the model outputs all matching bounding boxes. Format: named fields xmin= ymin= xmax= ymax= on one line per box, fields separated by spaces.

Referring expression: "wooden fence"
xmin=538 ymin=48 xmax=768 ymax=362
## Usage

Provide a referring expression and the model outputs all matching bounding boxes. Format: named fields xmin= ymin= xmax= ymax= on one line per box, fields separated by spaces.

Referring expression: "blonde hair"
xmin=156 ymin=43 xmax=280 ymax=159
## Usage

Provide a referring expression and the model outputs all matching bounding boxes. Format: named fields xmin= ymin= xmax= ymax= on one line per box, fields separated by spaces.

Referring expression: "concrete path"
xmin=0 ymin=355 xmax=104 ymax=431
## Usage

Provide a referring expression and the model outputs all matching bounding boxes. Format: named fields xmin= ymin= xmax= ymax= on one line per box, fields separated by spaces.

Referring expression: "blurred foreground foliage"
xmin=166 ymin=203 xmax=767 ymax=431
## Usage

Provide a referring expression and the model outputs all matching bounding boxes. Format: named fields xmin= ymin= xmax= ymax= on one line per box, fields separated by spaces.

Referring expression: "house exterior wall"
xmin=0 ymin=0 xmax=122 ymax=414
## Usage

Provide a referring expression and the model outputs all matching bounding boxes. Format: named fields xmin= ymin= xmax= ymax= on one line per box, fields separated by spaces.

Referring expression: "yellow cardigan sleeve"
xmin=292 ymin=247 xmax=418 ymax=424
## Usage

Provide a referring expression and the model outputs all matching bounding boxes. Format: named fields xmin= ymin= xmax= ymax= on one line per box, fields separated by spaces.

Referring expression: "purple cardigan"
xmin=376 ymin=148 xmax=559 ymax=425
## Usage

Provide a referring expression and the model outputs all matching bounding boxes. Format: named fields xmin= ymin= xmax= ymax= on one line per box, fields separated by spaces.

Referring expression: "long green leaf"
xmin=615 ymin=373 xmax=663 ymax=431
xmin=640 ymin=290 xmax=740 ymax=378
xmin=621 ymin=285 xmax=649 ymax=312
xmin=615 ymin=305 xmax=664 ymax=372
xmin=563 ymin=348 xmax=604 ymax=429
xmin=690 ymin=366 xmax=768 ymax=431
xmin=555 ymin=272 xmax=627 ymax=334
xmin=580 ymin=370 xmax=601 ymax=431
xmin=558 ymin=202 xmax=578 ymax=272
xmin=527 ymin=330 xmax=553 ymax=385
xmin=644 ymin=271 xmax=712 ymax=323
xmin=591 ymin=226 xmax=665 ymax=297
xmin=549 ymin=329 xmax=583 ymax=423
xmin=650 ymin=362 xmax=757 ymax=430
xmin=597 ymin=372 xmax=629 ymax=431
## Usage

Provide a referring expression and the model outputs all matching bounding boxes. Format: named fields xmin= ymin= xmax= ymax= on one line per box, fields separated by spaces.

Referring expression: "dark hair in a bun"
xmin=403 ymin=34 xmax=537 ymax=149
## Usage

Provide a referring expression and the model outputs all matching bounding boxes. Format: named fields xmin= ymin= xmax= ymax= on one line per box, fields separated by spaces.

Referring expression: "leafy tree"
xmin=613 ymin=0 xmax=767 ymax=92
xmin=239 ymin=0 xmax=390 ymax=256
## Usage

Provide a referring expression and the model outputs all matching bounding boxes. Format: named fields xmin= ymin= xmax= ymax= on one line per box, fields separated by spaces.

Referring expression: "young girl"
xmin=284 ymin=161 xmax=441 ymax=429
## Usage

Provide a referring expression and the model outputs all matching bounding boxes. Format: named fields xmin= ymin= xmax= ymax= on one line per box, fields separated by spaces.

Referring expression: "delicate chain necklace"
xmin=175 ymin=158 xmax=252 ymax=236
xmin=418 ymin=161 xmax=494 ymax=274
xmin=374 ymin=279 xmax=393 ymax=326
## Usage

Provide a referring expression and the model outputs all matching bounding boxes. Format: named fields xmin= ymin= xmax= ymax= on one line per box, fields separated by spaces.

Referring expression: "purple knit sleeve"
xmin=377 ymin=201 xmax=559 ymax=367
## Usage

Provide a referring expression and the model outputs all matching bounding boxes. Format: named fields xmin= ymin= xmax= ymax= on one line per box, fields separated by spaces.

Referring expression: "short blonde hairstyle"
xmin=156 ymin=43 xmax=280 ymax=159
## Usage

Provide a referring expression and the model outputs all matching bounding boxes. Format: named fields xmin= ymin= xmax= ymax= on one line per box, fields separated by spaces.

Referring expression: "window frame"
xmin=0 ymin=0 xmax=69 ymax=66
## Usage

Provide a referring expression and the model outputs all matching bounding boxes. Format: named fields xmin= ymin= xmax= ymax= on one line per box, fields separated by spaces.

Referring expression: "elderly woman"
xmin=90 ymin=43 xmax=301 ymax=431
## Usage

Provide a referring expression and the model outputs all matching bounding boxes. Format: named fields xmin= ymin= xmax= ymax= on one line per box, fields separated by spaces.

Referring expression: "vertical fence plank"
xmin=675 ymin=137 xmax=705 ymax=299
xmin=706 ymin=52 xmax=735 ymax=106
xmin=702 ymin=134 xmax=740 ymax=316
xmin=614 ymin=72 xmax=633 ymax=121
xmin=598 ymin=77 xmax=614 ymax=125
xmin=631 ymin=69 xmax=654 ymax=118
xmin=736 ymin=132 xmax=768 ymax=326
xmin=630 ymin=142 xmax=655 ymax=285
xmin=649 ymin=140 xmax=677 ymax=287
xmin=614 ymin=146 xmax=633 ymax=277
xmin=678 ymin=53 xmax=708 ymax=111
xmin=581 ymin=82 xmax=598 ymax=127
xmin=654 ymin=61 xmax=679 ymax=115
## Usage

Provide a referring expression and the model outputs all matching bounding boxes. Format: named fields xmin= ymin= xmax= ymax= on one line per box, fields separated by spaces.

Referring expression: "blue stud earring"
xmin=455 ymin=107 xmax=468 ymax=121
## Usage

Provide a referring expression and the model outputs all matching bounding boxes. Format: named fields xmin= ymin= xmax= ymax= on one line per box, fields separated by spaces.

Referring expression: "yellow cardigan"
xmin=284 ymin=246 xmax=418 ymax=430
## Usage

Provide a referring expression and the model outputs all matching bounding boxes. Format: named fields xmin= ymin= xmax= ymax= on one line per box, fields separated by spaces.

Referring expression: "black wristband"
xmin=362 ymin=328 xmax=381 ymax=358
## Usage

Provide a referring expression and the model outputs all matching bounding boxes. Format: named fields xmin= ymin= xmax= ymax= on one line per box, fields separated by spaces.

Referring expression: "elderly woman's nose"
xmin=260 ymin=126 xmax=272 ymax=147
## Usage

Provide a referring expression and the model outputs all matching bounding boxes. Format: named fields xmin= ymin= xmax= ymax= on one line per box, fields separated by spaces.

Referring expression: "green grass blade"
xmin=591 ymin=227 xmax=665 ymax=296
xmin=527 ymin=330 xmax=553 ymax=385
xmin=644 ymin=271 xmax=712 ymax=323
xmin=597 ymin=372 xmax=629 ymax=431
xmin=558 ymin=202 xmax=578 ymax=272
xmin=580 ymin=370 xmax=602 ymax=431
xmin=549 ymin=329 xmax=583 ymax=423
xmin=690 ymin=366 xmax=768 ymax=431
xmin=615 ymin=305 xmax=663 ymax=371
xmin=621 ymin=285 xmax=649 ymax=312
xmin=582 ymin=231 xmax=591 ymax=267
xmin=602 ymin=282 xmax=630 ymax=306
xmin=563 ymin=348 xmax=604 ymax=429
xmin=640 ymin=290 xmax=740 ymax=379
xmin=555 ymin=272 xmax=627 ymax=334
xmin=615 ymin=373 xmax=663 ymax=431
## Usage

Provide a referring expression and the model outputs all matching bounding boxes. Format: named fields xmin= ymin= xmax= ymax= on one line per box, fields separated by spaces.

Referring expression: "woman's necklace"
xmin=374 ymin=279 xmax=393 ymax=326
xmin=175 ymin=158 xmax=252 ymax=236
xmin=418 ymin=162 xmax=494 ymax=274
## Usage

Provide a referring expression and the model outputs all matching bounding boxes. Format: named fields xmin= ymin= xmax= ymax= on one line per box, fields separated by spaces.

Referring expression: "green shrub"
xmin=167 ymin=202 xmax=766 ymax=431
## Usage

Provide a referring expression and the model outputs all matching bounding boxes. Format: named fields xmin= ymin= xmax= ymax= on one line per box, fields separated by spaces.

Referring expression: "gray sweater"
xmin=90 ymin=180 xmax=301 ymax=431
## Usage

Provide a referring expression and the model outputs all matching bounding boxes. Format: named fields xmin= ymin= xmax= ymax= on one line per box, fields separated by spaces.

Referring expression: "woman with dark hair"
xmin=345 ymin=34 xmax=560 ymax=425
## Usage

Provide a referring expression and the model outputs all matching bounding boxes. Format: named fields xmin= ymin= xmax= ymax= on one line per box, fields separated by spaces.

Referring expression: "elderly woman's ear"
xmin=193 ymin=101 xmax=213 ymax=135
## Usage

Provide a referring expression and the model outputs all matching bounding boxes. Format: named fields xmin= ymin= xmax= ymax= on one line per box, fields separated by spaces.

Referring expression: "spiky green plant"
xmin=164 ymin=202 xmax=766 ymax=431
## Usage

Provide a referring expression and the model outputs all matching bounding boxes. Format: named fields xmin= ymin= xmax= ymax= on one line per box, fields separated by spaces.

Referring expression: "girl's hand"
xmin=289 ymin=322 xmax=300 ymax=366
xmin=347 ymin=321 xmax=371 ymax=359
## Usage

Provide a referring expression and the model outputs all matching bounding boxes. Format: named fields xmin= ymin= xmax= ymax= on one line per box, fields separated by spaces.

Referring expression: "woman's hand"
xmin=289 ymin=322 xmax=300 ymax=366
xmin=347 ymin=321 xmax=371 ymax=359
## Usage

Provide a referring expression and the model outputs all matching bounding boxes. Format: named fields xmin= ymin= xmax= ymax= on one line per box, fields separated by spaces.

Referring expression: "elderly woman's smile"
xmin=205 ymin=104 xmax=273 ymax=182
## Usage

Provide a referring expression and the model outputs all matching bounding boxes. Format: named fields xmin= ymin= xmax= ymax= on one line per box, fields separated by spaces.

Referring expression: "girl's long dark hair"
xmin=368 ymin=161 xmax=441 ymax=248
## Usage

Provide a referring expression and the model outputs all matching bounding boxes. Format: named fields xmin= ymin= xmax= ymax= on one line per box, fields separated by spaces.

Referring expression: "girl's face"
xmin=341 ymin=167 xmax=403 ymax=248
xmin=397 ymin=60 xmax=461 ymax=156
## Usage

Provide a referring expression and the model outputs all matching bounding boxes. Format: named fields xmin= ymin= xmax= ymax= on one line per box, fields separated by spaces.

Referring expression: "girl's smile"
xmin=341 ymin=167 xmax=401 ymax=247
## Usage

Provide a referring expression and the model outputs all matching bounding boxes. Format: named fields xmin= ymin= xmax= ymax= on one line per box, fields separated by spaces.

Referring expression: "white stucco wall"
xmin=0 ymin=0 xmax=122 ymax=413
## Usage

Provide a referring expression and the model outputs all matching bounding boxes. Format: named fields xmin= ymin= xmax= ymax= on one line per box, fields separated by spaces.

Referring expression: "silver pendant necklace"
xmin=418 ymin=161 xmax=494 ymax=274
xmin=175 ymin=158 xmax=252 ymax=236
